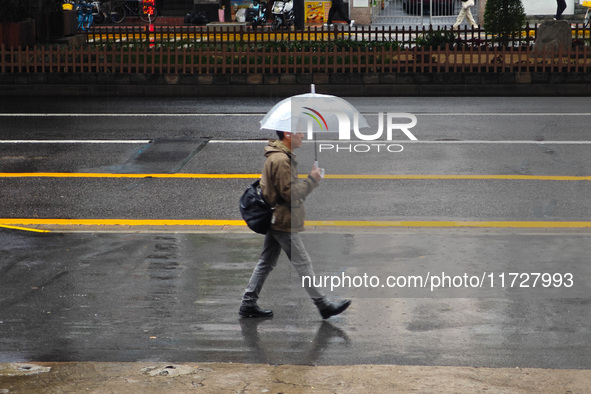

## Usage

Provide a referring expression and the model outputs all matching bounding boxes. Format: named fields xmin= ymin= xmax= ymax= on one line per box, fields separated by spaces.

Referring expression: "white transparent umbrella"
xmin=260 ymin=85 xmax=369 ymax=161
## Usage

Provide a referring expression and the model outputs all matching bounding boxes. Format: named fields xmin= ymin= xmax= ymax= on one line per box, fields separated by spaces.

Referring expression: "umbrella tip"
xmin=311 ymin=84 xmax=315 ymax=94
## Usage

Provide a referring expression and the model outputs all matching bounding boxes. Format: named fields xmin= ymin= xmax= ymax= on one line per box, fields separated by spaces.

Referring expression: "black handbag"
xmin=239 ymin=179 xmax=274 ymax=234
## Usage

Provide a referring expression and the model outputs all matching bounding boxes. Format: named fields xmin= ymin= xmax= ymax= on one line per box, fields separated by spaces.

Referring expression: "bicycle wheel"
xmin=94 ymin=12 xmax=105 ymax=24
xmin=139 ymin=7 xmax=158 ymax=23
xmin=110 ymin=4 xmax=126 ymax=23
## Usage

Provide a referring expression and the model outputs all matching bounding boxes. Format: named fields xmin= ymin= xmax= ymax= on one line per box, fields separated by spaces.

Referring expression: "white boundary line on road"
xmin=0 ymin=113 xmax=257 ymax=117
xmin=1 ymin=113 xmax=591 ymax=117
xmin=209 ymin=140 xmax=591 ymax=145
xmin=2 ymin=139 xmax=591 ymax=145
xmin=0 ymin=140 xmax=151 ymax=144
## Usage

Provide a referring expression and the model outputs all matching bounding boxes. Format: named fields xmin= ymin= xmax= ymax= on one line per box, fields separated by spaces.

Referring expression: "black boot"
xmin=318 ymin=299 xmax=351 ymax=319
xmin=239 ymin=305 xmax=273 ymax=318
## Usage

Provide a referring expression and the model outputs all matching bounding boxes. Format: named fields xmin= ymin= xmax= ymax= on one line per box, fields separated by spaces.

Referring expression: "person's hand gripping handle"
xmin=311 ymin=161 xmax=325 ymax=182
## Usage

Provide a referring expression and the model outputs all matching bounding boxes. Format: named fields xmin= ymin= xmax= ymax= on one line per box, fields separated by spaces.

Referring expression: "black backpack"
xmin=239 ymin=179 xmax=274 ymax=234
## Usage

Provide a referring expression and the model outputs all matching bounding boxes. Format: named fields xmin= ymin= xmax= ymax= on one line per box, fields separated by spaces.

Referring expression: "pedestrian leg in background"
xmin=239 ymin=231 xmax=281 ymax=318
xmin=555 ymin=0 xmax=567 ymax=20
xmin=324 ymin=0 xmax=354 ymax=27
xmin=453 ymin=0 xmax=478 ymax=29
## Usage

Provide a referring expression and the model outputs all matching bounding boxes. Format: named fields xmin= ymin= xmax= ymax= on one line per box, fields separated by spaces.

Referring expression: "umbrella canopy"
xmin=260 ymin=86 xmax=369 ymax=139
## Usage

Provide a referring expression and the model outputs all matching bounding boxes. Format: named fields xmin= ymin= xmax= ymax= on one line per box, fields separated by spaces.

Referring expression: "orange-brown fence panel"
xmin=1 ymin=45 xmax=591 ymax=75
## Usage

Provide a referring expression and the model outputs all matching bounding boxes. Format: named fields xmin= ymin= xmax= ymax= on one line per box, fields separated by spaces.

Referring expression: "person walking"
xmin=239 ymin=131 xmax=351 ymax=319
xmin=324 ymin=0 xmax=355 ymax=27
xmin=452 ymin=0 xmax=478 ymax=29
xmin=555 ymin=0 xmax=567 ymax=20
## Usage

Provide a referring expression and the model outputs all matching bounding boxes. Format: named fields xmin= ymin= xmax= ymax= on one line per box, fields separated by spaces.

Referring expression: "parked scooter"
xmin=248 ymin=0 xmax=268 ymax=29
xmin=271 ymin=0 xmax=294 ymax=30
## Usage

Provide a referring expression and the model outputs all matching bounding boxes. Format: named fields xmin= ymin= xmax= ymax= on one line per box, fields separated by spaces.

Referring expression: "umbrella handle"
xmin=314 ymin=161 xmax=325 ymax=179
xmin=313 ymin=134 xmax=324 ymax=177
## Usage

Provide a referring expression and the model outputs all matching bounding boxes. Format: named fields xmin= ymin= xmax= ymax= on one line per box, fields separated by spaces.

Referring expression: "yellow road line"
xmin=1 ymin=173 xmax=590 ymax=181
xmin=307 ymin=221 xmax=591 ymax=228
xmin=0 ymin=224 xmax=50 ymax=233
xmin=0 ymin=219 xmax=244 ymax=226
xmin=321 ymin=174 xmax=591 ymax=181
xmin=2 ymin=219 xmax=591 ymax=229
xmin=0 ymin=173 xmax=260 ymax=179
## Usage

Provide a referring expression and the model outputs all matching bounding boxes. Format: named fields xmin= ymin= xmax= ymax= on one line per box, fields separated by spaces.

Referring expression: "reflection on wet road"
xmin=1 ymin=229 xmax=589 ymax=369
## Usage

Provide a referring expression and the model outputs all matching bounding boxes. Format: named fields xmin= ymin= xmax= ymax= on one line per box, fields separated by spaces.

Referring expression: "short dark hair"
xmin=276 ymin=131 xmax=285 ymax=140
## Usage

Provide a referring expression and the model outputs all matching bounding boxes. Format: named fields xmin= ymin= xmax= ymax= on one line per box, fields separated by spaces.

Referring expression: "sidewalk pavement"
xmin=1 ymin=362 xmax=590 ymax=393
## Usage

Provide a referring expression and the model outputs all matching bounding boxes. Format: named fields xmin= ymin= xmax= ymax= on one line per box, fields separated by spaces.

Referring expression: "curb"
xmin=1 ymin=362 xmax=590 ymax=393
xmin=1 ymin=72 xmax=591 ymax=97
xmin=1 ymin=83 xmax=590 ymax=97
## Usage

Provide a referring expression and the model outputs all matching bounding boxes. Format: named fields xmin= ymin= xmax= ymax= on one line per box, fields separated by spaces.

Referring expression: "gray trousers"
xmin=241 ymin=229 xmax=327 ymax=307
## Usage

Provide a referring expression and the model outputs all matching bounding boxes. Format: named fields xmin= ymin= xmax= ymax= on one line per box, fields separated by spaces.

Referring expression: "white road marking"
xmin=0 ymin=113 xmax=591 ymax=117
xmin=0 ymin=140 xmax=151 ymax=144
xmin=0 ymin=139 xmax=589 ymax=145
xmin=209 ymin=140 xmax=591 ymax=145
xmin=0 ymin=113 xmax=259 ymax=117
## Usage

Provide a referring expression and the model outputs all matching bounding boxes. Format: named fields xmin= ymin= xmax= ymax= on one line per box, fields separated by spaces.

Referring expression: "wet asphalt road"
xmin=0 ymin=96 xmax=590 ymax=368
xmin=1 ymin=229 xmax=590 ymax=368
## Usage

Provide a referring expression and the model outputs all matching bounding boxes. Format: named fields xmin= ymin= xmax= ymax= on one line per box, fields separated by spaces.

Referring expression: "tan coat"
xmin=260 ymin=140 xmax=318 ymax=232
